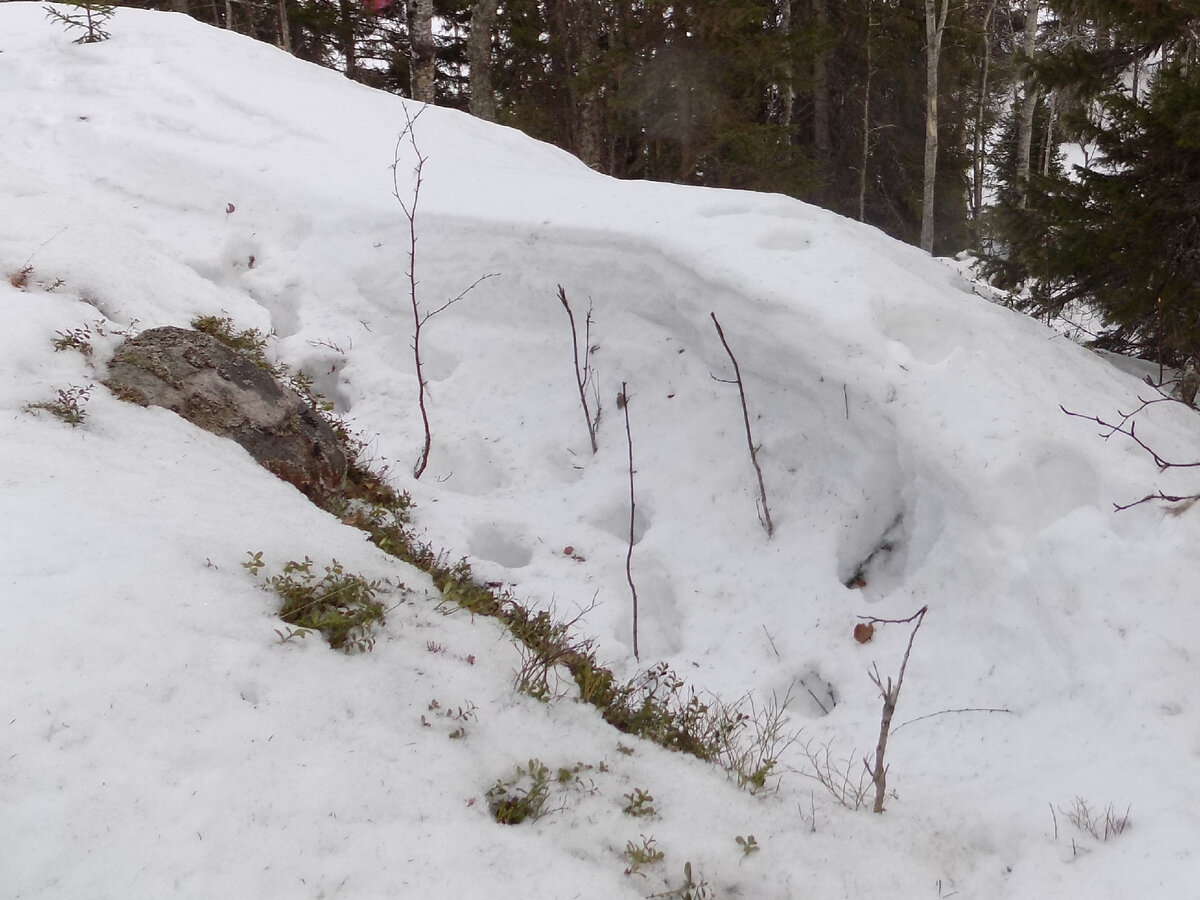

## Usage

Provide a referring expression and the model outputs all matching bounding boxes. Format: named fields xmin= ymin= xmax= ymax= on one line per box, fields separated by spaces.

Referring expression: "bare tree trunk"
xmin=338 ymin=0 xmax=357 ymax=79
xmin=972 ymin=0 xmax=998 ymax=219
xmin=468 ymin=0 xmax=499 ymax=120
xmin=780 ymin=0 xmax=794 ymax=134
xmin=224 ymin=0 xmax=234 ymax=29
xmin=920 ymin=0 xmax=950 ymax=254
xmin=408 ymin=0 xmax=436 ymax=103
xmin=1015 ymin=0 xmax=1040 ymax=209
xmin=812 ymin=0 xmax=832 ymax=185
xmin=169 ymin=0 xmax=189 ymax=13
xmin=858 ymin=0 xmax=874 ymax=222
xmin=572 ymin=0 xmax=604 ymax=168
xmin=277 ymin=0 xmax=292 ymax=53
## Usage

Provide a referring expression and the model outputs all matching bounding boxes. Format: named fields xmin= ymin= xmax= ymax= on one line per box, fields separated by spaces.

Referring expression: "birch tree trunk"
xmin=1015 ymin=0 xmax=1040 ymax=209
xmin=920 ymin=0 xmax=950 ymax=254
xmin=468 ymin=0 xmax=499 ymax=120
xmin=409 ymin=0 xmax=436 ymax=103
xmin=972 ymin=0 xmax=998 ymax=219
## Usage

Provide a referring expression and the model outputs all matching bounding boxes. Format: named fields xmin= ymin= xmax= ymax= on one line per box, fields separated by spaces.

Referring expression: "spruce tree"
xmin=1035 ymin=62 xmax=1200 ymax=361
xmin=45 ymin=0 xmax=116 ymax=43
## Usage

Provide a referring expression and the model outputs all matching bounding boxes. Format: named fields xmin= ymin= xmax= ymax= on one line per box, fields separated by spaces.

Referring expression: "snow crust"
xmin=3 ymin=6 xmax=1200 ymax=897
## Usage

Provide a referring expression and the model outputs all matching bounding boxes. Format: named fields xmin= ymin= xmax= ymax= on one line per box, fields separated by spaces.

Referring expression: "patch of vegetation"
xmin=53 ymin=325 xmax=94 ymax=356
xmin=623 ymin=787 xmax=657 ymax=818
xmin=191 ymin=314 xmax=272 ymax=364
xmin=343 ymin=509 xmax=787 ymax=785
xmin=623 ymin=834 xmax=665 ymax=876
xmin=487 ymin=758 xmax=554 ymax=825
xmin=244 ymin=552 xmax=389 ymax=653
xmin=25 ymin=384 xmax=92 ymax=427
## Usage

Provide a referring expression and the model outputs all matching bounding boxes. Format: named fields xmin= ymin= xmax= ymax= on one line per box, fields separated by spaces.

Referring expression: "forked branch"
xmin=861 ymin=605 xmax=928 ymax=813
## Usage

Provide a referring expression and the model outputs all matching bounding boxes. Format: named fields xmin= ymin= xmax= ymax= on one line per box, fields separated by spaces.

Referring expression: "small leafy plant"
xmin=487 ymin=758 xmax=553 ymax=825
xmin=622 ymin=834 xmax=665 ymax=876
xmin=25 ymin=384 xmax=92 ymax=427
xmin=623 ymin=787 xmax=657 ymax=818
xmin=735 ymin=834 xmax=759 ymax=856
xmin=54 ymin=325 xmax=94 ymax=356
xmin=244 ymin=552 xmax=388 ymax=653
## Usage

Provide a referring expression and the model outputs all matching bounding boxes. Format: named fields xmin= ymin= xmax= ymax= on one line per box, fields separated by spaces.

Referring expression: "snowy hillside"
xmin=4 ymin=5 xmax=1200 ymax=897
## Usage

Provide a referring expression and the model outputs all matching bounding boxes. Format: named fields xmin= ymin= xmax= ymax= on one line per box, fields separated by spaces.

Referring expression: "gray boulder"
xmin=104 ymin=326 xmax=346 ymax=504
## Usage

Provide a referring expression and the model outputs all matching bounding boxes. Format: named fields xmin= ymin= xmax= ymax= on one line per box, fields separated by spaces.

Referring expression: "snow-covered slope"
xmin=4 ymin=5 xmax=1200 ymax=897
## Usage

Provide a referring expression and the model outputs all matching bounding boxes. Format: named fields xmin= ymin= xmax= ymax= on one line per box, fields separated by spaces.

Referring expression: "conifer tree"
xmin=985 ymin=1 xmax=1200 ymax=361
xmin=45 ymin=0 xmax=116 ymax=42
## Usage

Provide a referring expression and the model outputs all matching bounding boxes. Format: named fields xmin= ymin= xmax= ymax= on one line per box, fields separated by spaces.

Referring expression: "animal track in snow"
xmin=468 ymin=523 xmax=532 ymax=569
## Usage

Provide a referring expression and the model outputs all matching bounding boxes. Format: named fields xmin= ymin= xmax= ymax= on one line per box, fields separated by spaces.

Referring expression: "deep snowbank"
xmin=4 ymin=5 xmax=1200 ymax=897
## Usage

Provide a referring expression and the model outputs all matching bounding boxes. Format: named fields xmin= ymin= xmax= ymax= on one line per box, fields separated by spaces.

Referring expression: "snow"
xmin=4 ymin=5 xmax=1200 ymax=897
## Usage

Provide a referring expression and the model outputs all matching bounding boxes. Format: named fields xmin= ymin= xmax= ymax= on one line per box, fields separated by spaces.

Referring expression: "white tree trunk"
xmin=1015 ymin=0 xmax=1040 ymax=209
xmin=972 ymin=0 xmax=998 ymax=218
xmin=920 ymin=0 xmax=949 ymax=254
xmin=409 ymin=0 xmax=436 ymax=104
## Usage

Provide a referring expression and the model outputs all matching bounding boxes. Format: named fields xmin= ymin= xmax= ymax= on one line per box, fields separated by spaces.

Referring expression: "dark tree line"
xmin=104 ymin=0 xmax=1200 ymax=363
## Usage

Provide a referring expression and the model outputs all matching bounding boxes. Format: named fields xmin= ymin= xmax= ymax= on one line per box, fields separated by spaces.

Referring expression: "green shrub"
xmin=25 ymin=384 xmax=92 ymax=427
xmin=245 ymin=552 xmax=387 ymax=653
xmin=487 ymin=759 xmax=553 ymax=825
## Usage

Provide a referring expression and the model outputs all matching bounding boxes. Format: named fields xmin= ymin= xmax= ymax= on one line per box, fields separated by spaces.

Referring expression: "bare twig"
xmin=392 ymin=105 xmax=432 ymax=478
xmin=864 ymin=605 xmax=928 ymax=813
xmin=559 ymin=285 xmax=600 ymax=454
xmin=891 ymin=706 xmax=1012 ymax=735
xmin=621 ymin=383 xmax=639 ymax=661
xmin=800 ymin=739 xmax=872 ymax=810
xmin=762 ymin=625 xmax=780 ymax=658
xmin=1061 ymin=399 xmax=1200 ymax=471
xmin=391 ymin=105 xmax=496 ymax=479
xmin=1113 ymin=491 xmax=1200 ymax=511
xmin=710 ymin=312 xmax=774 ymax=537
